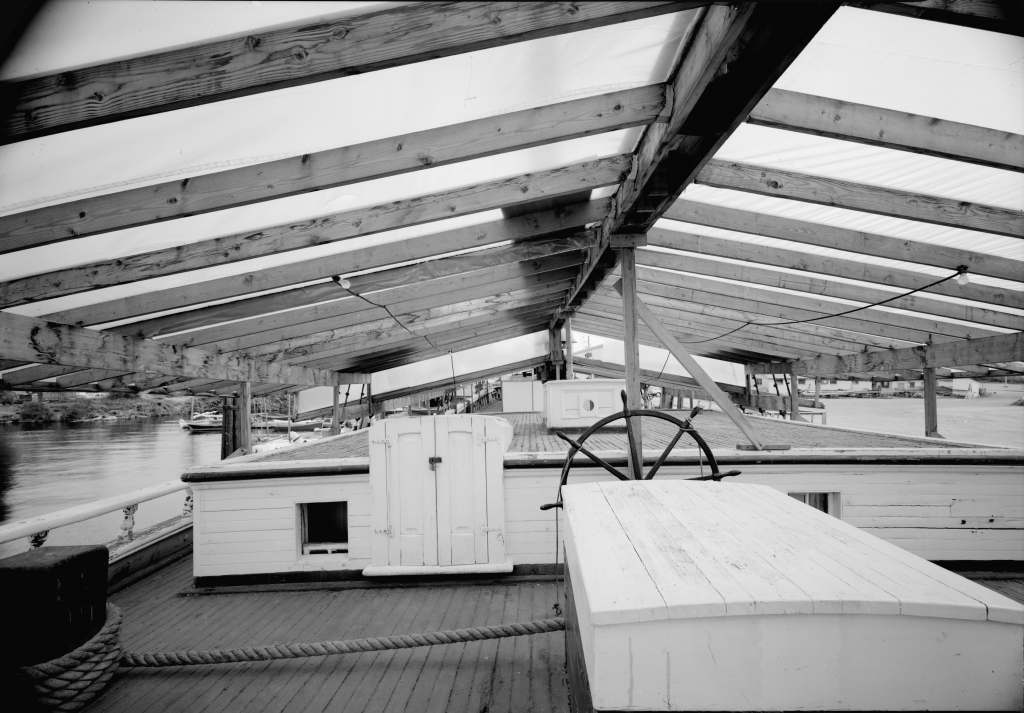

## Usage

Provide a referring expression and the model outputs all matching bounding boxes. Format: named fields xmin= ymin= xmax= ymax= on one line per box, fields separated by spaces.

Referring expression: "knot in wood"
xmin=488 ymin=11 xmax=501 ymax=25
xmin=246 ymin=35 xmax=262 ymax=50
xmin=418 ymin=154 xmax=434 ymax=166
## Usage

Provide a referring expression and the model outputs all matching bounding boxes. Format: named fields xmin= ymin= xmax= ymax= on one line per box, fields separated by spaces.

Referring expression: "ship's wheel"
xmin=541 ymin=390 xmax=740 ymax=512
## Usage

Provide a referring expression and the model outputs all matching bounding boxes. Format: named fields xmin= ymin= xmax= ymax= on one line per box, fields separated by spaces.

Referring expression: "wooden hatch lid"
xmin=561 ymin=480 xmax=1024 ymax=627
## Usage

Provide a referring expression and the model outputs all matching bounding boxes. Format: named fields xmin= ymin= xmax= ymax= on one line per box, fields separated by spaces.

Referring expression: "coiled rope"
xmin=120 ymin=618 xmax=565 ymax=668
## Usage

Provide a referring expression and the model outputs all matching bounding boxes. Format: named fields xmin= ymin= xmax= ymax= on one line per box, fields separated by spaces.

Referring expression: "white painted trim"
xmin=362 ymin=557 xmax=513 ymax=576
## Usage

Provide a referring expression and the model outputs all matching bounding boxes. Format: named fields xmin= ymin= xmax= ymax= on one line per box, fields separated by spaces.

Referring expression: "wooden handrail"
xmin=0 ymin=480 xmax=187 ymax=544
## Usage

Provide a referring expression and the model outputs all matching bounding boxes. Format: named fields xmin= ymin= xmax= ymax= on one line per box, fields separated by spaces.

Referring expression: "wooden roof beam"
xmin=669 ymin=200 xmax=1024 ymax=284
xmin=590 ymin=288 xmax=920 ymax=352
xmin=570 ymin=316 xmax=766 ymax=363
xmin=848 ymin=1 xmax=1024 ymax=37
xmin=2 ymin=85 xmax=662 ymax=249
xmin=555 ymin=2 xmax=840 ymax=323
xmin=748 ymin=332 xmax=1024 ymax=377
xmin=38 ymin=198 xmax=608 ymax=327
xmin=266 ymin=302 xmax=561 ymax=367
xmin=330 ymin=321 xmax=553 ymax=374
xmin=573 ymin=311 xmax=815 ymax=361
xmin=749 ymin=88 xmax=1024 ymax=173
xmin=695 ymin=159 xmax=1024 ymax=239
xmin=633 ymin=266 xmax=999 ymax=343
xmin=648 ymin=227 xmax=1022 ymax=309
xmin=1 ymin=153 xmax=625 ymax=303
xmin=173 ymin=270 xmax=575 ymax=356
xmin=0 ymin=311 xmax=344 ymax=387
xmin=113 ymin=235 xmax=590 ymax=341
xmin=0 ymin=1 xmax=696 ymax=142
xmin=634 ymin=248 xmax=1024 ymax=332
xmin=586 ymin=293 xmax=873 ymax=355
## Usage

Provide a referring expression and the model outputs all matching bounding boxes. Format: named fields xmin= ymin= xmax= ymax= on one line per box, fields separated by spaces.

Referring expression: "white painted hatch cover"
xmin=561 ymin=480 xmax=1024 ymax=711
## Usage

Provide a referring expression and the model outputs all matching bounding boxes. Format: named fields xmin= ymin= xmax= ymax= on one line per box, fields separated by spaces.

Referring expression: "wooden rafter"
xmin=849 ymin=1 xmax=1024 ymax=37
xmin=0 ymin=1 xmax=696 ymax=142
xmin=633 ymin=267 xmax=1001 ymax=343
xmin=589 ymin=289 xmax=920 ymax=351
xmin=695 ymin=160 xmax=1024 ymax=238
xmin=634 ymin=249 xmax=1024 ymax=331
xmin=571 ymin=315 xmax=786 ymax=362
xmin=247 ymin=296 xmax=568 ymax=366
xmin=277 ymin=303 xmax=560 ymax=368
xmin=161 ymin=271 xmax=575 ymax=356
xmin=574 ymin=311 xmax=818 ymax=361
xmin=648 ymin=228 xmax=1022 ymax=309
xmin=669 ymin=200 xmax=1024 ymax=283
xmin=586 ymin=292 xmax=877 ymax=354
xmin=37 ymin=199 xmax=608 ymax=326
xmin=749 ymin=88 xmax=1024 ymax=172
xmin=0 ymin=311 xmax=352 ymax=386
xmin=1 ymin=85 xmax=663 ymax=248
xmin=556 ymin=2 xmax=840 ymax=323
xmin=0 ymin=153 xmax=626 ymax=306
xmin=747 ymin=332 xmax=1024 ymax=377
xmin=113 ymin=236 xmax=590 ymax=341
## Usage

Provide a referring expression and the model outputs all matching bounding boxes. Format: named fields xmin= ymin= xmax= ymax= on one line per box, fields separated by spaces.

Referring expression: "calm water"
xmin=0 ymin=418 xmax=221 ymax=557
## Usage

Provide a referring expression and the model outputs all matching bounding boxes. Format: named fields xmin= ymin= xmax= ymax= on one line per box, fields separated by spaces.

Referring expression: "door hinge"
xmin=477 ymin=436 xmax=500 ymax=444
xmin=482 ymin=527 xmax=503 ymax=533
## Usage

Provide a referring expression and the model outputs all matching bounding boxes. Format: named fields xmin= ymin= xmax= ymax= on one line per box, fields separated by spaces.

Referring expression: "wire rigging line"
xmin=332 ymin=276 xmax=458 ymax=394
xmin=673 ymin=266 xmax=970 ymax=345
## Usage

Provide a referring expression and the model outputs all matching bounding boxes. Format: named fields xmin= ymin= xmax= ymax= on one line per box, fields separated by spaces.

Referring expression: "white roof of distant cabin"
xmin=0 ymin=2 xmax=1020 ymax=398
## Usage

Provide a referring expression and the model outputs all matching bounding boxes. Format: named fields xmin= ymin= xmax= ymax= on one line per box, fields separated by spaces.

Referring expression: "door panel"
xmin=435 ymin=417 xmax=487 ymax=565
xmin=386 ymin=418 xmax=436 ymax=567
xmin=483 ymin=417 xmax=507 ymax=563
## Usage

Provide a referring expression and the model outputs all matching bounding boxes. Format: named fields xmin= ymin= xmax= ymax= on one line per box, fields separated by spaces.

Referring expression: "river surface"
xmin=0 ymin=417 xmax=221 ymax=558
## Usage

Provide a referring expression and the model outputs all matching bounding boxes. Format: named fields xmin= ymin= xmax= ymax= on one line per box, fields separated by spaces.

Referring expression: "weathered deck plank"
xmin=96 ymin=556 xmax=568 ymax=713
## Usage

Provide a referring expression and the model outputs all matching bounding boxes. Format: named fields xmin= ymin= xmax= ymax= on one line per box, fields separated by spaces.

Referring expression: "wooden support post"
xmin=220 ymin=396 xmax=235 ymax=459
xmin=237 ymin=382 xmax=252 ymax=454
xmin=745 ymin=374 xmax=754 ymax=409
xmin=813 ymin=378 xmax=822 ymax=409
xmin=330 ymin=384 xmax=341 ymax=436
xmin=618 ymin=247 xmax=643 ymax=476
xmin=923 ymin=367 xmax=943 ymax=438
xmin=565 ymin=315 xmax=574 ymax=380
xmin=550 ymin=326 xmax=562 ymax=380
xmin=614 ymin=280 xmax=769 ymax=451
xmin=364 ymin=382 xmax=373 ymax=427
xmin=787 ymin=362 xmax=806 ymax=422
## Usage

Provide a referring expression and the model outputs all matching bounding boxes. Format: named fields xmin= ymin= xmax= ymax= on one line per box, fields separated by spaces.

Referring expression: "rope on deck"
xmin=120 ymin=617 xmax=565 ymax=668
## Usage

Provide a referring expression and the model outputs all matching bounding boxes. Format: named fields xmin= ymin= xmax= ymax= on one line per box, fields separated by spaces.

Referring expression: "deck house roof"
xmin=0 ymin=1 xmax=1020 ymax=405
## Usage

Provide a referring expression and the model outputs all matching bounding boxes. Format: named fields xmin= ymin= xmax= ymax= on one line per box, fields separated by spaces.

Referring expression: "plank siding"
xmin=500 ymin=464 xmax=1023 ymax=563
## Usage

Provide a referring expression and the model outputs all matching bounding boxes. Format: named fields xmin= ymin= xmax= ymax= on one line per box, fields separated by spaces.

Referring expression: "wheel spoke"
xmin=645 ymin=427 xmax=686 ymax=480
xmin=555 ymin=432 xmax=630 ymax=482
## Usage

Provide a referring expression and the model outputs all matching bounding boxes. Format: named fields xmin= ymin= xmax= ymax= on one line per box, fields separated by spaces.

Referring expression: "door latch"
xmin=476 ymin=435 xmax=500 ymax=445
xmin=428 ymin=456 xmax=442 ymax=471
xmin=372 ymin=438 xmax=391 ymax=447
xmin=374 ymin=526 xmax=394 ymax=537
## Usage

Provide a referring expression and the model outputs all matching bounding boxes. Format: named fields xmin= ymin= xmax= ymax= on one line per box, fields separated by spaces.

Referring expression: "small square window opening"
xmin=301 ymin=501 xmax=349 ymax=555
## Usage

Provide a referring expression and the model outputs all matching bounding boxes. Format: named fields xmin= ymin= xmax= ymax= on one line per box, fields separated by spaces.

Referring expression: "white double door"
xmin=370 ymin=416 xmax=506 ymax=568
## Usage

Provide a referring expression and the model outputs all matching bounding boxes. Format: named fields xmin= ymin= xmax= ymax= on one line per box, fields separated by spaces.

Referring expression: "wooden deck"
xmin=93 ymin=554 xmax=1024 ymax=713
xmin=248 ymin=410 xmax=993 ymax=464
xmin=97 ymin=555 xmax=568 ymax=713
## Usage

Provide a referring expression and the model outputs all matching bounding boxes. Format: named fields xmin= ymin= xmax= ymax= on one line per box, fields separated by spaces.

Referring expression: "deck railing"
xmin=0 ymin=480 xmax=192 ymax=558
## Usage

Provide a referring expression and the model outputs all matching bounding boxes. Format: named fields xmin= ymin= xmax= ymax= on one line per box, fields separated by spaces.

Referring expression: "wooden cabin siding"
xmin=501 ymin=464 xmax=1024 ymax=564
xmin=194 ymin=474 xmax=372 ymax=578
